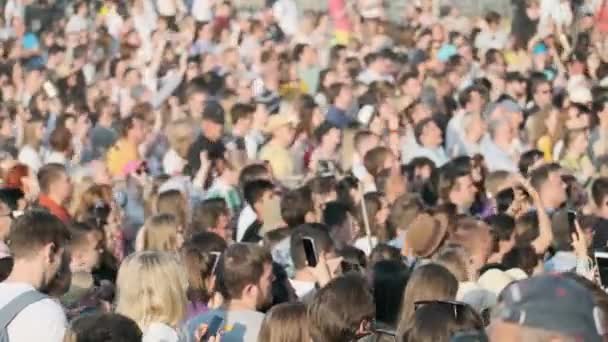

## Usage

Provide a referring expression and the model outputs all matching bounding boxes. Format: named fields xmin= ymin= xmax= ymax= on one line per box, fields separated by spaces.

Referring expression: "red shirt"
xmin=38 ymin=195 xmax=71 ymax=224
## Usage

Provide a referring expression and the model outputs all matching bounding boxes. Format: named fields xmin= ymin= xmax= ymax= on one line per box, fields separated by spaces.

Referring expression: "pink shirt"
xmin=329 ymin=0 xmax=352 ymax=32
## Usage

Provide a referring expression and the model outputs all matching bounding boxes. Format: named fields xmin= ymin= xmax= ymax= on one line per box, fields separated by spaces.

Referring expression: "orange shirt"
xmin=38 ymin=195 xmax=71 ymax=224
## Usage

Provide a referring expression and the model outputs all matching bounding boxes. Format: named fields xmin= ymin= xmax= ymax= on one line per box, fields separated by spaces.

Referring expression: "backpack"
xmin=0 ymin=290 xmax=48 ymax=342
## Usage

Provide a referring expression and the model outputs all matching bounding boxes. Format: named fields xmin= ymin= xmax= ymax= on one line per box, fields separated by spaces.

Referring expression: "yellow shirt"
xmin=259 ymin=143 xmax=294 ymax=181
xmin=106 ymin=139 xmax=139 ymax=177
xmin=537 ymin=135 xmax=554 ymax=162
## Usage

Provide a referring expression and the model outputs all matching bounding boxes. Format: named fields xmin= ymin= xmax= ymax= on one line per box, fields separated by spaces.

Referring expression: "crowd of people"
xmin=0 ymin=0 xmax=608 ymax=341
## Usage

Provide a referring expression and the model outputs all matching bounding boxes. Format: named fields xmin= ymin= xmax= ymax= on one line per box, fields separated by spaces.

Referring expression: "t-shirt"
xmin=106 ymin=139 xmax=139 ymax=177
xmin=184 ymin=308 xmax=265 ymax=342
xmin=143 ymin=322 xmax=179 ymax=342
xmin=258 ymin=143 xmax=294 ymax=181
xmin=0 ymin=282 xmax=67 ymax=342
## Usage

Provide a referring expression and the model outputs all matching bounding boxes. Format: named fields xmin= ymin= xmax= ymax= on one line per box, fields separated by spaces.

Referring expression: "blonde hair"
xmin=115 ymin=251 xmax=187 ymax=330
xmin=527 ymin=107 xmax=565 ymax=147
xmin=258 ymin=303 xmax=310 ymax=342
xmin=23 ymin=119 xmax=43 ymax=148
xmin=166 ymin=119 xmax=195 ymax=159
xmin=141 ymin=214 xmax=182 ymax=252
xmin=155 ymin=190 xmax=188 ymax=229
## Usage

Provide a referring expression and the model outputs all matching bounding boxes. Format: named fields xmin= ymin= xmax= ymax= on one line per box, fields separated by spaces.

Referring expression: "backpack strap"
xmin=0 ymin=290 xmax=48 ymax=330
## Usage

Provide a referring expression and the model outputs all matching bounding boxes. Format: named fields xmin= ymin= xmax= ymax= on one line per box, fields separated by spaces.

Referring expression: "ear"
xmin=355 ymin=319 xmax=371 ymax=336
xmin=243 ymin=283 xmax=257 ymax=299
xmin=42 ymin=242 xmax=58 ymax=265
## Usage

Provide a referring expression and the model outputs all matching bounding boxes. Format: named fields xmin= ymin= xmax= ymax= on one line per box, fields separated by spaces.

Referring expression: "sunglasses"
xmin=414 ymin=300 xmax=469 ymax=319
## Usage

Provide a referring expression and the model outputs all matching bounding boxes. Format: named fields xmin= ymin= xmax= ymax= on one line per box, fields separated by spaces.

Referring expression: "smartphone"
xmin=302 ymin=237 xmax=318 ymax=267
xmin=340 ymin=260 xmax=360 ymax=273
xmin=317 ymin=160 xmax=335 ymax=177
xmin=202 ymin=315 xmax=224 ymax=341
xmin=357 ymin=105 xmax=375 ymax=126
xmin=209 ymin=252 xmax=221 ymax=275
xmin=595 ymin=251 xmax=608 ymax=288
xmin=43 ymin=81 xmax=58 ymax=98
xmin=567 ymin=210 xmax=578 ymax=238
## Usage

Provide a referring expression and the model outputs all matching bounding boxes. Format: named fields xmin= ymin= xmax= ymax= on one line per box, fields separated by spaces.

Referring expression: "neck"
xmin=294 ymin=269 xmax=317 ymax=283
xmin=5 ymin=259 xmax=44 ymax=290
xmin=225 ymin=298 xmax=256 ymax=312
xmin=99 ymin=115 xmax=113 ymax=127
xmin=46 ymin=192 xmax=65 ymax=206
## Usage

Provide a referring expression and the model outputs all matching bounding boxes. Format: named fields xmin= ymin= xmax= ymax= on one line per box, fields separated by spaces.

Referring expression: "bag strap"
xmin=0 ymin=290 xmax=48 ymax=330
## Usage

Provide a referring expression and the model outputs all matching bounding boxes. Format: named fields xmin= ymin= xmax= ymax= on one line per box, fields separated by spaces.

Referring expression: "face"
xmin=543 ymin=171 xmax=567 ymax=207
xmin=405 ymin=78 xmax=422 ymax=100
xmin=325 ymin=128 xmax=341 ymax=148
xmin=202 ymin=120 xmax=224 ymax=142
xmin=534 ymin=82 xmax=552 ymax=107
xmin=452 ymin=175 xmax=477 ymax=208
xmin=130 ymin=119 xmax=146 ymax=143
xmin=54 ymin=172 xmax=73 ymax=204
xmin=255 ymin=263 xmax=274 ymax=309
xmin=571 ymin=132 xmax=589 ymax=154
xmin=73 ymin=231 xmax=103 ymax=272
xmin=422 ymin=121 xmax=442 ymax=147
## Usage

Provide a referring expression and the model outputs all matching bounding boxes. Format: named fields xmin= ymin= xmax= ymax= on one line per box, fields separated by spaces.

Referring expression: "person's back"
xmin=0 ymin=210 xmax=70 ymax=342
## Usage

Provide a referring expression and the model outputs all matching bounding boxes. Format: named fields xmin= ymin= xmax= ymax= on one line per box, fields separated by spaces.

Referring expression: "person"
xmin=488 ymin=274 xmax=604 ymax=341
xmin=371 ymin=260 xmax=410 ymax=330
xmin=592 ymin=177 xmax=608 ymax=249
xmin=0 ymin=210 xmax=70 ymax=341
xmin=481 ymin=118 xmax=518 ymax=172
xmin=185 ymin=243 xmax=273 ymax=342
xmin=67 ymin=221 xmax=103 ymax=273
xmin=325 ymin=83 xmax=355 ymax=129
xmin=404 ymin=118 xmax=448 ymax=167
xmin=138 ymin=213 xmax=184 ymax=252
xmin=438 ymin=165 xmax=477 ymax=214
xmin=403 ymin=301 xmax=484 ymax=342
xmin=529 ymin=163 xmax=567 ymax=212
xmin=106 ymin=114 xmax=145 ymax=178
xmin=37 ymin=163 xmax=73 ymax=224
xmin=257 ymin=302 xmax=309 ymax=342
xmin=308 ymin=274 xmax=375 ymax=342
xmin=17 ymin=117 xmax=45 ymax=173
xmin=64 ymin=313 xmax=143 ymax=342
xmin=191 ymin=198 xmax=231 ymax=240
xmin=185 ymin=100 xmax=226 ymax=177
xmin=258 ymin=113 xmax=298 ymax=181
xmin=236 ymin=180 xmax=276 ymax=243
xmin=559 ymin=128 xmax=595 ymax=184
xmin=115 ymin=251 xmax=188 ymax=342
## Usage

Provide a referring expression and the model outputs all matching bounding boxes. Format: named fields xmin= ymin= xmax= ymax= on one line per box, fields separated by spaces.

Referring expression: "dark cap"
xmin=202 ymin=100 xmax=225 ymax=125
xmin=505 ymin=72 xmax=526 ymax=83
xmin=495 ymin=274 xmax=604 ymax=341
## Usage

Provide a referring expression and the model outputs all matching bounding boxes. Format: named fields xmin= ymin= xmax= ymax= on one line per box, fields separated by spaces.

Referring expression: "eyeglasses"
xmin=414 ymin=300 xmax=469 ymax=319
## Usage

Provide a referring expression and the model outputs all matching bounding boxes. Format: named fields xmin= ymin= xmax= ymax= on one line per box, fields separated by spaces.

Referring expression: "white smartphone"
xmin=43 ymin=81 xmax=58 ymax=98
xmin=357 ymin=105 xmax=375 ymax=126
xmin=594 ymin=251 xmax=608 ymax=288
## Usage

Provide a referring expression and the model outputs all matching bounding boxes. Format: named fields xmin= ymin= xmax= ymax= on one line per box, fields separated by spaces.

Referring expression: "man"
xmin=474 ymin=11 xmax=508 ymax=53
xmin=498 ymin=72 xmax=527 ymax=106
xmin=526 ymin=77 xmax=552 ymax=117
xmin=404 ymin=118 xmax=448 ymax=167
xmin=225 ymin=103 xmax=254 ymax=166
xmin=590 ymin=97 xmax=608 ymax=162
xmin=480 ymin=118 xmax=518 ymax=172
xmin=544 ymin=209 xmax=591 ymax=274
xmin=446 ymin=85 xmax=485 ymax=153
xmin=323 ymin=201 xmax=359 ymax=250
xmin=530 ymin=163 xmax=567 ymax=212
xmin=489 ymin=274 xmax=603 ymax=342
xmin=294 ymin=43 xmax=321 ymax=95
xmin=289 ymin=224 xmax=341 ymax=299
xmin=89 ymin=97 xmax=117 ymax=161
xmin=106 ymin=114 xmax=145 ymax=178
xmin=308 ymin=274 xmax=375 ymax=342
xmin=37 ymin=163 xmax=73 ymax=224
xmin=326 ymin=83 xmax=355 ymax=129
xmin=450 ymin=113 xmax=487 ymax=157
xmin=191 ymin=198 xmax=231 ymax=241
xmin=258 ymin=113 xmax=297 ymax=181
xmin=591 ymin=178 xmax=608 ymax=249
xmin=186 ymin=100 xmax=226 ymax=177
xmin=357 ymin=51 xmax=394 ymax=85
xmin=236 ymin=180 xmax=276 ymax=243
xmin=0 ymin=210 xmax=70 ymax=341
xmin=438 ymin=163 xmax=477 ymax=214
xmin=185 ymin=243 xmax=273 ymax=342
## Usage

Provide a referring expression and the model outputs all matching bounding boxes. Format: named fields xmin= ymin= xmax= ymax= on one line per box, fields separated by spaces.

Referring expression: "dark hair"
xmin=230 ymin=102 xmax=255 ymax=125
xmin=7 ymin=210 xmax=70 ymax=259
xmin=308 ymin=274 xmax=375 ymax=342
xmin=369 ymin=243 xmax=402 ymax=265
xmin=494 ymin=188 xmax=515 ymax=214
xmin=501 ymin=246 xmax=538 ymax=276
xmin=49 ymin=126 xmax=73 ymax=153
xmin=118 ymin=114 xmax=143 ymax=137
xmin=592 ymin=177 xmax=608 ymax=207
xmin=290 ymin=223 xmax=335 ymax=270
xmin=37 ymin=163 xmax=67 ymax=194
xmin=413 ymin=118 xmax=437 ymax=145
xmin=529 ymin=163 xmax=561 ymax=191
xmin=238 ymin=163 xmax=269 ymax=191
xmin=458 ymin=85 xmax=483 ymax=108
xmin=65 ymin=313 xmax=143 ymax=342
xmin=323 ymin=201 xmax=351 ymax=229
xmin=190 ymin=198 xmax=228 ymax=236
xmin=518 ymin=149 xmax=544 ymax=176
xmin=280 ymin=188 xmax=314 ymax=228
xmin=216 ymin=243 xmax=272 ymax=300
xmin=403 ymin=301 xmax=484 ymax=342
xmin=372 ymin=260 xmax=410 ymax=327
xmin=338 ymin=245 xmax=367 ymax=270
xmin=67 ymin=221 xmax=101 ymax=253
xmin=485 ymin=214 xmax=515 ymax=253
xmin=243 ymin=179 xmax=274 ymax=206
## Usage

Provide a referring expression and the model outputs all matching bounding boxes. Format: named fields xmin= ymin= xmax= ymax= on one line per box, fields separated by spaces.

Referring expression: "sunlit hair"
xmin=396 ymin=263 xmax=458 ymax=336
xmin=72 ymin=184 xmax=113 ymax=220
xmin=22 ymin=118 xmax=43 ymax=148
xmin=141 ymin=214 xmax=182 ymax=252
xmin=155 ymin=190 xmax=188 ymax=229
xmin=258 ymin=303 xmax=310 ymax=342
xmin=115 ymin=251 xmax=187 ymax=330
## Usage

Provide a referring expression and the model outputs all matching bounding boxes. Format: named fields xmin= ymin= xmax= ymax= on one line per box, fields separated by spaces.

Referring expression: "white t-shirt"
xmin=143 ymin=322 xmax=179 ymax=342
xmin=18 ymin=145 xmax=42 ymax=173
xmin=65 ymin=15 xmax=88 ymax=33
xmin=191 ymin=0 xmax=213 ymax=22
xmin=0 ymin=282 xmax=67 ymax=342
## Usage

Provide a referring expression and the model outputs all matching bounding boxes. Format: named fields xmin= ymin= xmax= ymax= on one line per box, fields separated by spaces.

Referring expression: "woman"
xmin=559 ymin=128 xmax=595 ymax=184
xmin=17 ymin=117 xmax=45 ymax=173
xmin=258 ymin=303 xmax=309 ymax=342
xmin=139 ymin=213 xmax=185 ymax=252
xmin=181 ymin=232 xmax=228 ymax=319
xmin=292 ymin=95 xmax=324 ymax=175
xmin=3 ymin=163 xmax=38 ymax=204
xmin=402 ymin=301 xmax=484 ymax=342
xmin=354 ymin=192 xmax=390 ymax=255
xmin=526 ymin=107 xmax=564 ymax=161
xmin=155 ymin=189 xmax=189 ymax=231
xmin=115 ymin=251 xmax=187 ymax=342
xmin=163 ymin=119 xmax=194 ymax=176
xmin=396 ymin=263 xmax=458 ymax=336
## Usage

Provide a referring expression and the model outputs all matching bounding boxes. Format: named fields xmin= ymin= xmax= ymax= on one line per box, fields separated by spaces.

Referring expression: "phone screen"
xmin=202 ymin=316 xmax=224 ymax=341
xmin=595 ymin=252 xmax=608 ymax=288
xmin=302 ymin=237 xmax=318 ymax=267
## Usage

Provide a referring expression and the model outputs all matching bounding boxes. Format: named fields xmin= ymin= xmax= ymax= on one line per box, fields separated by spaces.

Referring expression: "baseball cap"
xmin=202 ymin=100 xmax=225 ymax=125
xmin=494 ymin=274 xmax=605 ymax=341
xmin=406 ymin=212 xmax=448 ymax=258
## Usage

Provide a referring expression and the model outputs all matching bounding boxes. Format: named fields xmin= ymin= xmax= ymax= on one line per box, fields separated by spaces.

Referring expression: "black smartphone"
xmin=594 ymin=251 xmax=608 ymax=288
xmin=341 ymin=260 xmax=360 ymax=273
xmin=567 ymin=210 xmax=578 ymax=238
xmin=302 ymin=237 xmax=318 ymax=267
xmin=202 ymin=316 xmax=224 ymax=341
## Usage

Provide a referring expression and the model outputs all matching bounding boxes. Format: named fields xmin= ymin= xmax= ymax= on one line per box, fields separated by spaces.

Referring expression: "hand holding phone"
xmin=594 ymin=251 xmax=608 ymax=289
xmin=198 ymin=316 xmax=224 ymax=342
xmin=302 ymin=237 xmax=318 ymax=267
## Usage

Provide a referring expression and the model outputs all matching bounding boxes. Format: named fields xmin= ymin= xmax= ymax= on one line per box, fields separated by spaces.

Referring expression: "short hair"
xmin=243 ymin=180 xmax=274 ymax=206
xmin=413 ymin=117 xmax=437 ymax=145
xmin=280 ymin=188 xmax=314 ymax=228
xmin=37 ymin=163 xmax=67 ymax=194
xmin=372 ymin=260 xmax=410 ymax=326
xmin=118 ymin=114 xmax=143 ymax=137
xmin=49 ymin=126 xmax=72 ymax=153
xmin=529 ymin=163 xmax=561 ymax=191
xmin=64 ymin=313 xmax=143 ymax=342
xmin=323 ymin=201 xmax=351 ymax=229
xmin=230 ymin=102 xmax=255 ymax=125
xmin=592 ymin=177 xmax=608 ymax=207
xmin=259 ymin=303 xmax=310 ymax=342
xmin=216 ymin=243 xmax=272 ymax=300
xmin=238 ymin=163 xmax=270 ymax=191
xmin=308 ymin=274 xmax=375 ymax=342
xmin=290 ymin=224 xmax=335 ymax=270
xmin=388 ymin=194 xmax=424 ymax=233
xmin=141 ymin=214 xmax=181 ymax=252
xmin=518 ymin=149 xmax=544 ymax=176
xmin=485 ymin=214 xmax=515 ymax=253
xmin=485 ymin=11 xmax=501 ymax=24
xmin=363 ymin=146 xmax=393 ymax=178
xmin=7 ymin=210 xmax=70 ymax=259
xmin=458 ymin=85 xmax=483 ymax=108
xmin=67 ymin=221 xmax=101 ymax=253
xmin=190 ymin=198 xmax=228 ymax=236
xmin=437 ymin=165 xmax=471 ymax=203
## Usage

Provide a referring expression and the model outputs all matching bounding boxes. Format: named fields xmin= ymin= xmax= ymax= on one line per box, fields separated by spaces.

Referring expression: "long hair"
xmin=258 ymin=303 xmax=310 ymax=342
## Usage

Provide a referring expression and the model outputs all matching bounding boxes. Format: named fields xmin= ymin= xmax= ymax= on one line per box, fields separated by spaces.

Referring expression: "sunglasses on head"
xmin=414 ymin=300 xmax=469 ymax=319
